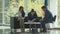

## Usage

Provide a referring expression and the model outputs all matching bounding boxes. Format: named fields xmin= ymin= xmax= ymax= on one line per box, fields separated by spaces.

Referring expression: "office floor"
xmin=0 ymin=26 xmax=60 ymax=34
xmin=0 ymin=30 xmax=60 ymax=34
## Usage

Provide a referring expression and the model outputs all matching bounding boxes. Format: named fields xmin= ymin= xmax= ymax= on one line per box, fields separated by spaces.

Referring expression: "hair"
xmin=41 ymin=6 xmax=46 ymax=9
xmin=31 ymin=9 xmax=35 ymax=12
xmin=19 ymin=6 xmax=25 ymax=17
xmin=19 ymin=6 xmax=24 ymax=13
xmin=19 ymin=6 xmax=23 ymax=11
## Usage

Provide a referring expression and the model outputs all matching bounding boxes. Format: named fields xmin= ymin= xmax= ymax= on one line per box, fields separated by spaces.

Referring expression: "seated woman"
xmin=28 ymin=9 xmax=39 ymax=22
xmin=27 ymin=9 xmax=38 ymax=32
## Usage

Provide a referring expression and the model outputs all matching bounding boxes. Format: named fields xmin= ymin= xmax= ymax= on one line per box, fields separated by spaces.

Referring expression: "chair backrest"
xmin=53 ymin=15 xmax=56 ymax=21
xmin=47 ymin=15 xmax=56 ymax=23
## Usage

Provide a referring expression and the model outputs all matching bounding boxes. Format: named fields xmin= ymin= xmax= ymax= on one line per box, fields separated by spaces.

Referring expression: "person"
xmin=28 ymin=9 xmax=38 ymax=33
xmin=16 ymin=6 xmax=25 ymax=32
xmin=28 ymin=9 xmax=38 ymax=22
xmin=40 ymin=6 xmax=53 ymax=32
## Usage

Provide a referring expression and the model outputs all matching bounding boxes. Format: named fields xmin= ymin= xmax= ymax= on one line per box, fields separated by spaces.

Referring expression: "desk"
xmin=25 ymin=22 xmax=40 ymax=24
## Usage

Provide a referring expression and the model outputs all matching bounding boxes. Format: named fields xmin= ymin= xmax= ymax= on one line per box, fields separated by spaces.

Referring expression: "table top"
xmin=24 ymin=22 xmax=40 ymax=24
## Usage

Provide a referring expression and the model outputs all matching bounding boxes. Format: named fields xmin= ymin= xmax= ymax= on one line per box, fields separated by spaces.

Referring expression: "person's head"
xmin=19 ymin=6 xmax=24 ymax=12
xmin=41 ymin=6 xmax=47 ymax=11
xmin=31 ymin=9 xmax=35 ymax=15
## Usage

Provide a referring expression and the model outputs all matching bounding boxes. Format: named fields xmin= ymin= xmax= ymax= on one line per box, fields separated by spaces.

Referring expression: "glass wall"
xmin=0 ymin=0 xmax=2 ymax=25
xmin=58 ymin=0 xmax=60 ymax=27
xmin=4 ymin=0 xmax=44 ymax=25
xmin=0 ymin=0 xmax=45 ymax=34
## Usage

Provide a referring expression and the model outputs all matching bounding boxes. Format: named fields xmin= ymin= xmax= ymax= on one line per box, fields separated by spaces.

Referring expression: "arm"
xmin=14 ymin=12 xmax=19 ymax=16
xmin=28 ymin=13 xmax=32 ymax=21
xmin=31 ymin=13 xmax=37 ymax=22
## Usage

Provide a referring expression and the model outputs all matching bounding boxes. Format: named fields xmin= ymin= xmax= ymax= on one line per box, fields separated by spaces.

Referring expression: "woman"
xmin=28 ymin=9 xmax=38 ymax=22
xmin=28 ymin=9 xmax=38 ymax=32
xmin=16 ymin=6 xmax=25 ymax=32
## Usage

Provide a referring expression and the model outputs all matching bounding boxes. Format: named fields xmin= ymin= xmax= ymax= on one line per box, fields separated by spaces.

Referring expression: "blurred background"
xmin=0 ymin=0 xmax=44 ymax=25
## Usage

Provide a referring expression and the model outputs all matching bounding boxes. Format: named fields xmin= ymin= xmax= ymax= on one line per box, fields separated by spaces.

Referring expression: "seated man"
xmin=40 ymin=6 xmax=53 ymax=32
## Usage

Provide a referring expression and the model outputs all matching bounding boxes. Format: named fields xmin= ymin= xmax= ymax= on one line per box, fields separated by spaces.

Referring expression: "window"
xmin=58 ymin=0 xmax=60 ymax=27
xmin=0 ymin=0 xmax=2 ymax=25
xmin=3 ymin=0 xmax=44 ymax=24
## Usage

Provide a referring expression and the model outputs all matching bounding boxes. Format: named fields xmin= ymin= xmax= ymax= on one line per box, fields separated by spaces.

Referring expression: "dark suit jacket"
xmin=28 ymin=12 xmax=38 ymax=21
xmin=21 ymin=11 xmax=25 ymax=17
xmin=43 ymin=10 xmax=53 ymax=23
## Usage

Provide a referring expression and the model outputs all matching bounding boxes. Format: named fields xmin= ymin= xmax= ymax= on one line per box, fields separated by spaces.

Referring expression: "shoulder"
xmin=28 ymin=12 xmax=31 ymax=14
xmin=46 ymin=10 xmax=51 ymax=13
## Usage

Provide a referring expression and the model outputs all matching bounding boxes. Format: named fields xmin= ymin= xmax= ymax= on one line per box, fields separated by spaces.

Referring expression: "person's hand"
xmin=22 ymin=17 xmax=24 ymax=19
xmin=32 ymin=19 xmax=36 ymax=22
xmin=28 ymin=20 xmax=32 ymax=22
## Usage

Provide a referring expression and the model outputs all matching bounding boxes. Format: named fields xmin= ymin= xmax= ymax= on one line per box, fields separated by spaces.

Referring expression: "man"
xmin=40 ymin=6 xmax=53 ymax=32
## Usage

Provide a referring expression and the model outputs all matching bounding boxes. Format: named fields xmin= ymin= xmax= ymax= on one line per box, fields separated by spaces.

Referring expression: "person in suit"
xmin=28 ymin=9 xmax=38 ymax=33
xmin=28 ymin=9 xmax=38 ymax=22
xmin=40 ymin=6 xmax=53 ymax=32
